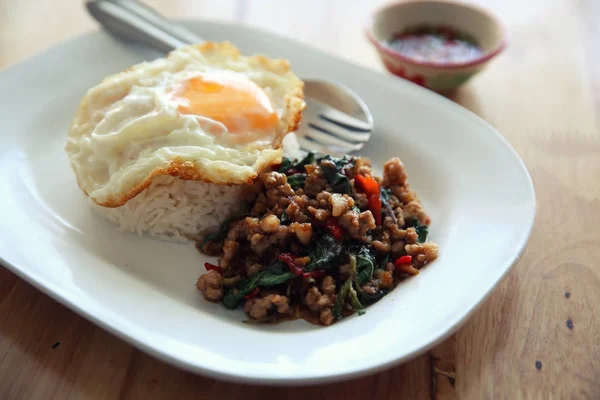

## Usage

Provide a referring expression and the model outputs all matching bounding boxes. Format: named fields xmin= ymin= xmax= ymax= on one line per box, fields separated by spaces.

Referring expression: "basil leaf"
xmin=416 ymin=224 xmax=429 ymax=243
xmin=280 ymin=210 xmax=290 ymax=225
xmin=258 ymin=261 xmax=295 ymax=286
xmin=348 ymin=284 xmax=366 ymax=316
xmin=304 ymin=234 xmax=343 ymax=271
xmin=287 ymin=173 xmax=306 ymax=189
xmin=355 ymin=247 xmax=375 ymax=285
xmin=321 ymin=165 xmax=352 ymax=195
xmin=293 ymin=152 xmax=316 ymax=170
xmin=222 ymin=273 xmax=262 ymax=309
xmin=277 ymin=157 xmax=293 ymax=173
xmin=378 ymin=253 xmax=390 ymax=270
xmin=221 ymin=261 xmax=296 ymax=309
xmin=318 ymin=155 xmax=354 ymax=195
xmin=200 ymin=211 xmax=248 ymax=247
xmin=405 ymin=216 xmax=419 ymax=228
xmin=333 ymin=278 xmax=353 ymax=319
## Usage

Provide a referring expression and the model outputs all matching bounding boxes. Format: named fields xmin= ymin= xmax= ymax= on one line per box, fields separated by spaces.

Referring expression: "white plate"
xmin=0 ymin=21 xmax=535 ymax=385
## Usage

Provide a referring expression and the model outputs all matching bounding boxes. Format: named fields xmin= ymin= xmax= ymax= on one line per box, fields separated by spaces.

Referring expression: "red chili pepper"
xmin=325 ymin=218 xmax=344 ymax=241
xmin=302 ymin=270 xmax=326 ymax=279
xmin=393 ymin=255 xmax=418 ymax=275
xmin=278 ymin=253 xmax=303 ymax=276
xmin=368 ymin=193 xmax=382 ymax=225
xmin=394 ymin=255 xmax=412 ymax=266
xmin=244 ymin=287 xmax=260 ymax=300
xmin=204 ymin=262 xmax=223 ymax=274
xmin=355 ymin=174 xmax=382 ymax=225
xmin=354 ymin=173 xmax=380 ymax=196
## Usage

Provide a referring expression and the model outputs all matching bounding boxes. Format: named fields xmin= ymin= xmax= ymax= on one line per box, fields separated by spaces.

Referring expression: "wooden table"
xmin=1 ymin=0 xmax=599 ymax=398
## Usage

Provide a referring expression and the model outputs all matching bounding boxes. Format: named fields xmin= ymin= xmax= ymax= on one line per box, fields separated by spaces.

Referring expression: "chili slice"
xmin=394 ymin=255 xmax=413 ymax=265
xmin=244 ymin=287 xmax=260 ymax=299
xmin=204 ymin=262 xmax=223 ymax=274
xmin=303 ymin=270 xmax=326 ymax=279
xmin=278 ymin=253 xmax=303 ymax=276
xmin=354 ymin=174 xmax=380 ymax=195
xmin=368 ymin=193 xmax=382 ymax=225
xmin=325 ymin=218 xmax=344 ymax=241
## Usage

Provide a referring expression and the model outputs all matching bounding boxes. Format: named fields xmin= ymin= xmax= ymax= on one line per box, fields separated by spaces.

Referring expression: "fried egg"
xmin=66 ymin=42 xmax=304 ymax=207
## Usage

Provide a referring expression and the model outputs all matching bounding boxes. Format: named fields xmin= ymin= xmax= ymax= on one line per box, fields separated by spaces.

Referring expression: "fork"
xmin=86 ymin=0 xmax=374 ymax=154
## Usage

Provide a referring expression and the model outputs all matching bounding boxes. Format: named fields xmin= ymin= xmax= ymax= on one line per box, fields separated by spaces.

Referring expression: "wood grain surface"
xmin=1 ymin=0 xmax=599 ymax=398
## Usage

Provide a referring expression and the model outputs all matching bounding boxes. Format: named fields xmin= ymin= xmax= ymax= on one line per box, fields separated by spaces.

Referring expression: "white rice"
xmin=93 ymin=133 xmax=304 ymax=242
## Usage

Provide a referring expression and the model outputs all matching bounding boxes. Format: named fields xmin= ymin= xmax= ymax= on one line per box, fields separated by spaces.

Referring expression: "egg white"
xmin=66 ymin=42 xmax=304 ymax=207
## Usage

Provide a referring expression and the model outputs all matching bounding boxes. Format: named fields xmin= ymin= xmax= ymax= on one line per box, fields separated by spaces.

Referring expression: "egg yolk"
xmin=173 ymin=74 xmax=279 ymax=135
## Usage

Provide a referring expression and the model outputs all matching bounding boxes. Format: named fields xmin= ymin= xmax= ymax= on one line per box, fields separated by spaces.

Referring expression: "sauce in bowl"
xmin=386 ymin=26 xmax=483 ymax=65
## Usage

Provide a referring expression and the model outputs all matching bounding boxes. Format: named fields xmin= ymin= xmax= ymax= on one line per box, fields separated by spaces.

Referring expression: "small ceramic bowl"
xmin=366 ymin=0 xmax=506 ymax=92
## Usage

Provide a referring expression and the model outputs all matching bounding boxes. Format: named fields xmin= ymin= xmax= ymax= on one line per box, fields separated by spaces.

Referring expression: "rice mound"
xmin=93 ymin=133 xmax=304 ymax=242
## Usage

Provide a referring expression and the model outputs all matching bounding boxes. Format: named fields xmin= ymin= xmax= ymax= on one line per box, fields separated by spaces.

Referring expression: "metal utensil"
xmin=86 ymin=0 xmax=374 ymax=154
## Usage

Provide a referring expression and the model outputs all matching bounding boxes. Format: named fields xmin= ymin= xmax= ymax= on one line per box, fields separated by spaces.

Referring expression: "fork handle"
xmin=86 ymin=0 xmax=200 ymax=52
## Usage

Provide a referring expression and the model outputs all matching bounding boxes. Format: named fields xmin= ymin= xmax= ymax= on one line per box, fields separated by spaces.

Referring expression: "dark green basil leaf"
xmin=348 ymin=284 xmax=365 ymax=316
xmin=222 ymin=273 xmax=262 ymax=309
xmin=416 ymin=224 xmax=429 ymax=243
xmin=277 ymin=157 xmax=293 ymax=173
xmin=332 ymin=278 xmax=353 ymax=319
xmin=321 ymin=165 xmax=352 ymax=195
xmin=292 ymin=152 xmax=316 ymax=170
xmin=258 ymin=261 xmax=295 ymax=286
xmin=222 ymin=261 xmax=295 ymax=309
xmin=280 ymin=210 xmax=290 ymax=225
xmin=304 ymin=234 xmax=343 ymax=271
xmin=287 ymin=173 xmax=306 ymax=189
xmin=200 ymin=211 xmax=248 ymax=247
xmin=355 ymin=247 xmax=375 ymax=285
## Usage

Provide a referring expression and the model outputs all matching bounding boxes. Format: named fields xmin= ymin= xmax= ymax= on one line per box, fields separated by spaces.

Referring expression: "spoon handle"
xmin=86 ymin=0 xmax=200 ymax=52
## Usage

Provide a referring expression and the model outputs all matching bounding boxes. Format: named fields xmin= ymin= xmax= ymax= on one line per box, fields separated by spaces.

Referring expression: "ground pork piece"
xmin=219 ymin=239 xmax=239 ymax=269
xmin=315 ymin=191 xmax=332 ymax=208
xmin=284 ymin=195 xmax=310 ymax=223
xmin=247 ymin=262 xmax=264 ymax=276
xmin=226 ymin=220 xmax=247 ymax=241
xmin=260 ymin=214 xmax=280 ymax=233
xmin=353 ymin=192 xmax=369 ymax=210
xmin=250 ymin=193 xmax=268 ymax=216
xmin=307 ymin=206 xmax=331 ymax=221
xmin=347 ymin=157 xmax=372 ymax=178
xmin=321 ymin=276 xmax=336 ymax=295
xmin=222 ymin=276 xmax=242 ymax=287
xmin=339 ymin=209 xmax=376 ymax=241
xmin=383 ymin=215 xmax=407 ymax=240
xmin=372 ymin=240 xmax=390 ymax=253
xmin=304 ymin=164 xmax=328 ymax=197
xmin=375 ymin=269 xmax=394 ymax=288
xmin=305 ymin=287 xmax=333 ymax=312
xmin=405 ymin=242 xmax=439 ymax=266
xmin=290 ymin=222 xmax=312 ymax=245
xmin=260 ymin=171 xmax=287 ymax=188
xmin=196 ymin=270 xmax=224 ymax=301
xmin=198 ymin=239 xmax=223 ymax=256
xmin=391 ymin=185 xmax=418 ymax=204
xmin=320 ymin=309 xmax=335 ymax=326
xmin=382 ymin=158 xmax=408 ymax=187
xmin=329 ymin=193 xmax=355 ymax=217
xmin=402 ymin=201 xmax=431 ymax=225
xmin=405 ymin=227 xmax=419 ymax=244
xmin=361 ymin=279 xmax=380 ymax=294
xmin=249 ymin=225 xmax=293 ymax=255
xmin=260 ymin=172 xmax=294 ymax=208
xmin=244 ymin=294 xmax=292 ymax=320
xmin=390 ymin=240 xmax=406 ymax=257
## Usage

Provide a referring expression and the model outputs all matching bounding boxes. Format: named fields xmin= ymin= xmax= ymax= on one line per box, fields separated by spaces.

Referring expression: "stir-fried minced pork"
xmin=196 ymin=153 xmax=438 ymax=325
